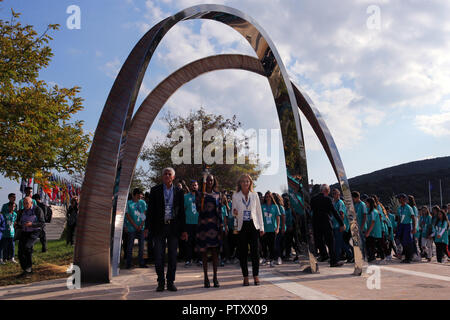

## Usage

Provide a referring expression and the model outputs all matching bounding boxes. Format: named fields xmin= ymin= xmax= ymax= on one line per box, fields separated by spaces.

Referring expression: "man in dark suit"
xmin=147 ymin=167 xmax=187 ymax=292
xmin=310 ymin=184 xmax=344 ymax=267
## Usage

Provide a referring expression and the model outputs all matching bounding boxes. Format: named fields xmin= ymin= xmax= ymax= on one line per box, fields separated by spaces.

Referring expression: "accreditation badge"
xmin=243 ymin=210 xmax=251 ymax=221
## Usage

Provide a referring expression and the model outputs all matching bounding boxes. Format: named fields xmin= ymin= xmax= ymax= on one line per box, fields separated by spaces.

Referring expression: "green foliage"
xmin=0 ymin=8 xmax=91 ymax=181
xmin=139 ymin=108 xmax=265 ymax=191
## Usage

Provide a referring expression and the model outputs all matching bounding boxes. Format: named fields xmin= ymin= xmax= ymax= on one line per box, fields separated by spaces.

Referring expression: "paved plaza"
xmin=1 ymin=258 xmax=448 ymax=300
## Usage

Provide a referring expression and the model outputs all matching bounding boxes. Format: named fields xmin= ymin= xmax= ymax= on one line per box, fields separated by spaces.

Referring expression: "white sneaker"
xmin=412 ymin=254 xmax=421 ymax=262
xmin=269 ymin=260 xmax=275 ymax=268
xmin=377 ymin=259 xmax=387 ymax=265
xmin=0 ymin=259 xmax=5 ymax=265
xmin=386 ymin=255 xmax=392 ymax=262
xmin=259 ymin=258 xmax=266 ymax=265
xmin=277 ymin=257 xmax=282 ymax=265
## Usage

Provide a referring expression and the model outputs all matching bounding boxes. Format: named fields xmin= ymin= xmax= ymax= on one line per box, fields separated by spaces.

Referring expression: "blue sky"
xmin=1 ymin=0 xmax=449 ymax=201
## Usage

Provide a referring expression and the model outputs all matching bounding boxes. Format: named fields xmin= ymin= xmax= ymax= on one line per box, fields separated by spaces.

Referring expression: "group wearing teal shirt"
xmin=333 ymin=199 xmax=349 ymax=231
xmin=412 ymin=206 xmax=420 ymax=239
xmin=433 ymin=220 xmax=449 ymax=245
xmin=2 ymin=211 xmax=17 ymax=239
xmin=184 ymin=193 xmax=198 ymax=225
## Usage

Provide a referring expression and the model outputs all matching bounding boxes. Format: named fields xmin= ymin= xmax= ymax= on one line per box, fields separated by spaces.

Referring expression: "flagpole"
xmin=439 ymin=179 xmax=443 ymax=207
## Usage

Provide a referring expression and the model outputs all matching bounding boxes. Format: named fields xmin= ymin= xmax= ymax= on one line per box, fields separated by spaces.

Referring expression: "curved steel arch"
xmin=110 ymin=54 xmax=363 ymax=277
xmin=75 ymin=5 xmax=361 ymax=282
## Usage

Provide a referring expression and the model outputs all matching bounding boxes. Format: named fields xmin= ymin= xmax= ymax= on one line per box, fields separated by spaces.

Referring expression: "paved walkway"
xmin=0 ymin=258 xmax=448 ymax=300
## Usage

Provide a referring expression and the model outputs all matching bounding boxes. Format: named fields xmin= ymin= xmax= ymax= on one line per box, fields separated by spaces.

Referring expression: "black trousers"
xmin=184 ymin=224 xmax=197 ymax=262
xmin=366 ymin=236 xmax=385 ymax=261
xmin=238 ymin=220 xmax=260 ymax=277
xmin=221 ymin=232 xmax=230 ymax=260
xmin=313 ymin=222 xmax=337 ymax=265
xmin=153 ymin=224 xmax=178 ymax=285
xmin=435 ymin=242 xmax=448 ymax=262
xmin=67 ymin=224 xmax=76 ymax=245
xmin=39 ymin=229 xmax=47 ymax=252
xmin=261 ymin=232 xmax=275 ymax=260
xmin=18 ymin=231 xmax=40 ymax=271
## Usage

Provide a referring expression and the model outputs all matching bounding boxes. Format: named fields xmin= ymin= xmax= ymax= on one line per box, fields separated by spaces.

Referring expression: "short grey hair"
xmin=162 ymin=167 xmax=175 ymax=176
xmin=320 ymin=184 xmax=330 ymax=193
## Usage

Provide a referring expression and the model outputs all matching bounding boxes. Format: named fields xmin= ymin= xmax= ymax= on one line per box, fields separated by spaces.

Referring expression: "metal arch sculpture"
xmin=74 ymin=4 xmax=362 ymax=283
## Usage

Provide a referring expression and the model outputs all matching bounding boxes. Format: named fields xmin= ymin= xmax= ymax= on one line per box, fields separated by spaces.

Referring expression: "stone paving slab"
xmin=0 ymin=258 xmax=448 ymax=300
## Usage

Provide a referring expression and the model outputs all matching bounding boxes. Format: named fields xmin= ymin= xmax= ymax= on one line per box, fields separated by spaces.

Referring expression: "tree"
xmin=0 ymin=7 xmax=91 ymax=182
xmin=139 ymin=108 xmax=266 ymax=191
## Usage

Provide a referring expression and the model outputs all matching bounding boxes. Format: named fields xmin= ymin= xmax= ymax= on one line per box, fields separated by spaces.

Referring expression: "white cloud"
xmin=101 ymin=58 xmax=121 ymax=78
xmin=415 ymin=112 xmax=450 ymax=137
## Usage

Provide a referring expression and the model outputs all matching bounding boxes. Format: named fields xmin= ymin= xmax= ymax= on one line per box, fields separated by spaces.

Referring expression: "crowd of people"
xmin=121 ymin=168 xmax=450 ymax=292
xmin=1 ymin=170 xmax=449 ymax=286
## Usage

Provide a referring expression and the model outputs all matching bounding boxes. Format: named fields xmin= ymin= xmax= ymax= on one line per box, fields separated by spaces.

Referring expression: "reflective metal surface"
xmin=77 ymin=4 xmax=356 ymax=282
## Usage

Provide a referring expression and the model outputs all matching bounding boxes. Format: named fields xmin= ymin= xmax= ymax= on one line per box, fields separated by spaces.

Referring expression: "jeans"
xmin=238 ymin=220 xmax=260 ymax=277
xmin=333 ymin=228 xmax=344 ymax=260
xmin=435 ymin=242 xmax=448 ymax=263
xmin=40 ymin=229 xmax=47 ymax=252
xmin=274 ymin=232 xmax=284 ymax=259
xmin=126 ymin=230 xmax=145 ymax=267
xmin=2 ymin=237 xmax=15 ymax=260
xmin=18 ymin=231 xmax=40 ymax=271
xmin=397 ymin=223 xmax=414 ymax=261
xmin=153 ymin=224 xmax=179 ymax=284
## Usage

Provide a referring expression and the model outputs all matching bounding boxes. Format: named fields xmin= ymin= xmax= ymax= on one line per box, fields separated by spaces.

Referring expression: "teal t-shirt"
xmin=398 ymin=204 xmax=414 ymax=225
xmin=288 ymin=188 xmax=305 ymax=216
xmin=1 ymin=203 xmax=17 ymax=215
xmin=2 ymin=211 xmax=17 ymax=238
xmin=184 ymin=193 xmax=198 ymax=225
xmin=388 ymin=213 xmax=397 ymax=232
xmin=433 ymin=221 xmax=449 ymax=245
xmin=420 ymin=215 xmax=432 ymax=238
xmin=367 ymin=208 xmax=383 ymax=239
xmin=261 ymin=203 xmax=280 ymax=233
xmin=18 ymin=198 xmax=37 ymax=210
xmin=124 ymin=199 xmax=147 ymax=233
xmin=378 ymin=205 xmax=388 ymax=235
xmin=412 ymin=206 xmax=420 ymax=238
xmin=354 ymin=201 xmax=367 ymax=231
xmin=333 ymin=199 xmax=348 ymax=230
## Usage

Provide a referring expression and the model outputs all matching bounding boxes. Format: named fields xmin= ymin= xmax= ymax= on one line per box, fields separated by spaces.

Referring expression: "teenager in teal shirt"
xmin=408 ymin=195 xmax=421 ymax=261
xmin=332 ymin=189 xmax=353 ymax=263
xmin=184 ymin=180 xmax=199 ymax=267
xmin=432 ymin=210 xmax=449 ymax=263
xmin=364 ymin=198 xmax=385 ymax=263
xmin=260 ymin=192 xmax=280 ymax=267
xmin=124 ymin=188 xmax=147 ymax=269
xmin=273 ymin=193 xmax=286 ymax=265
xmin=419 ymin=206 xmax=433 ymax=261
xmin=220 ymin=195 xmax=230 ymax=266
xmin=18 ymin=187 xmax=37 ymax=210
xmin=1 ymin=202 xmax=17 ymax=263
xmin=352 ymin=192 xmax=367 ymax=260
xmin=396 ymin=194 xmax=416 ymax=263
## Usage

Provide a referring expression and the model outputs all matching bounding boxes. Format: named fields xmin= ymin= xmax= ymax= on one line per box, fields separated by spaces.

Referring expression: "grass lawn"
xmin=0 ymin=239 xmax=74 ymax=286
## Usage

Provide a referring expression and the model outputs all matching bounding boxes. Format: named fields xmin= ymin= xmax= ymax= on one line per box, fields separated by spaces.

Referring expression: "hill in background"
xmin=332 ymin=156 xmax=450 ymax=207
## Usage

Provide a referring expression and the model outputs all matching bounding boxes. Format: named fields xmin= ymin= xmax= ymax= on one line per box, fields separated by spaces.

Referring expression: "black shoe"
xmin=19 ymin=271 xmax=32 ymax=278
xmin=156 ymin=283 xmax=165 ymax=292
xmin=126 ymin=265 xmax=132 ymax=269
xmin=346 ymin=257 xmax=355 ymax=263
xmin=330 ymin=261 xmax=344 ymax=267
xmin=167 ymin=283 xmax=178 ymax=291
xmin=204 ymin=278 xmax=210 ymax=288
xmin=318 ymin=256 xmax=329 ymax=262
xmin=213 ymin=278 xmax=220 ymax=288
xmin=42 ymin=249 xmax=47 ymax=253
xmin=139 ymin=264 xmax=148 ymax=268
xmin=401 ymin=259 xmax=411 ymax=264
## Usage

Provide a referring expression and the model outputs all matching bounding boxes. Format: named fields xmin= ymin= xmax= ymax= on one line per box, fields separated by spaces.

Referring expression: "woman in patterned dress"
xmin=196 ymin=174 xmax=223 ymax=288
